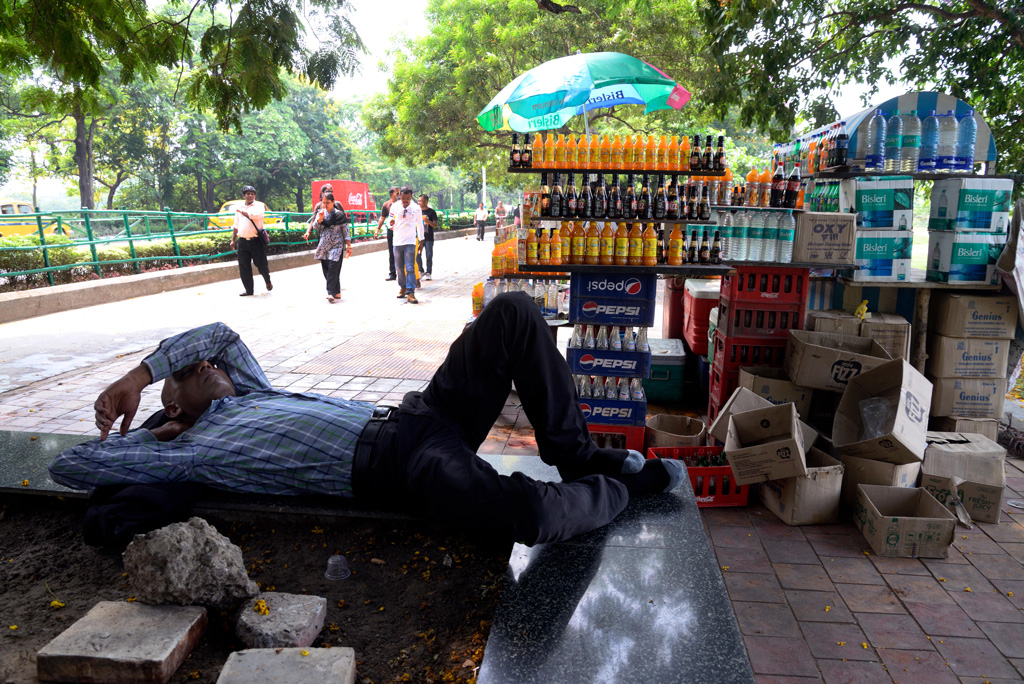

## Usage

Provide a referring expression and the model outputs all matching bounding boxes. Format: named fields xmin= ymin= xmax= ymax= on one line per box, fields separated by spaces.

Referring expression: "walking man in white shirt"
xmin=229 ymin=185 xmax=273 ymax=296
xmin=391 ymin=186 xmax=425 ymax=304
xmin=474 ymin=202 xmax=489 ymax=241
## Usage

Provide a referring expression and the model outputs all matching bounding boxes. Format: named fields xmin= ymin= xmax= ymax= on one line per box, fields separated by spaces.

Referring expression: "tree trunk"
xmin=195 ymin=174 xmax=204 ymax=212
xmin=205 ymin=180 xmax=216 ymax=214
xmin=296 ymin=183 xmax=305 ymax=213
xmin=72 ymin=104 xmax=95 ymax=209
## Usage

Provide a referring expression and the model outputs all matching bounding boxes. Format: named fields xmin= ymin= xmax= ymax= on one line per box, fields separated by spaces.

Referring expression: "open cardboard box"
xmin=760 ymin=447 xmax=844 ymax=526
xmin=922 ymin=432 xmax=1007 ymax=524
xmin=839 ymin=454 xmax=920 ymax=513
xmin=853 ymin=484 xmax=957 ymax=558
xmin=784 ymin=330 xmax=892 ymax=393
xmin=644 ymin=414 xmax=706 ymax=451
xmin=738 ymin=366 xmax=812 ymax=419
xmin=710 ymin=387 xmax=818 ymax=448
xmin=724 ymin=403 xmax=808 ymax=485
xmin=833 ymin=360 xmax=933 ymax=465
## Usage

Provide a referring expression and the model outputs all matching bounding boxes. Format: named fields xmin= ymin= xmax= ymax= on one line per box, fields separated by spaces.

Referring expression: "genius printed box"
xmin=839 ymin=176 xmax=914 ymax=230
xmin=929 ymin=177 xmax=1014 ymax=232
xmin=926 ymin=231 xmax=1005 ymax=285
xmin=930 ymin=293 xmax=1018 ymax=338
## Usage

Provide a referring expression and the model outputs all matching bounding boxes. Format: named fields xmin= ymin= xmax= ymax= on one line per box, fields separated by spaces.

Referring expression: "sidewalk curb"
xmin=0 ymin=226 xmax=484 ymax=324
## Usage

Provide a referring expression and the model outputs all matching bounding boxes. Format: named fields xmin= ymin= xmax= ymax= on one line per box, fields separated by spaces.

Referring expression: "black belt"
xmin=353 ymin=405 xmax=399 ymax=490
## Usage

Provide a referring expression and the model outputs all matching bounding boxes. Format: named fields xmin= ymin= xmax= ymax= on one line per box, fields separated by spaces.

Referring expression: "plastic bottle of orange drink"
xmin=668 ymin=135 xmax=680 ymax=171
xmin=667 ymin=224 xmax=684 ymax=265
xmin=566 ymin=135 xmax=577 ymax=169
xmin=538 ymin=227 xmax=551 ymax=265
xmin=600 ymin=135 xmax=611 ymax=169
xmin=614 ymin=221 xmax=629 ymax=265
xmin=611 ymin=134 xmax=623 ymax=170
xmin=491 ymin=242 xmax=503 ymax=277
xmin=554 ymin=134 xmax=566 ymax=169
xmin=585 ymin=221 xmax=601 ymax=264
xmin=599 ymin=221 xmax=615 ymax=265
xmin=622 ymin=135 xmax=634 ymax=171
xmin=643 ymin=135 xmax=655 ymax=171
xmin=544 ymin=134 xmax=556 ymax=168
xmin=559 ymin=221 xmax=572 ymax=263
xmin=627 ymin=223 xmax=643 ymax=265
xmin=472 ymin=282 xmax=484 ymax=316
xmin=680 ymin=135 xmax=691 ymax=172
xmin=589 ymin=135 xmax=601 ymax=170
xmin=526 ymin=226 xmax=539 ymax=265
xmin=550 ymin=226 xmax=562 ymax=265
xmin=571 ymin=221 xmax=586 ymax=263
xmin=657 ymin=135 xmax=669 ymax=171
xmin=759 ymin=167 xmax=773 ymax=207
xmin=744 ymin=168 xmax=759 ymax=206
xmin=630 ymin=134 xmax=642 ymax=170
xmin=641 ymin=223 xmax=658 ymax=265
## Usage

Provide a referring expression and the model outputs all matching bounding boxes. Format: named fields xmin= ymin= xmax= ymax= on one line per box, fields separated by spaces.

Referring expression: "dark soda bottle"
xmin=624 ymin=173 xmax=637 ymax=219
xmin=521 ymin=133 xmax=533 ymax=168
xmin=769 ymin=158 xmax=786 ymax=208
xmin=690 ymin=135 xmax=702 ymax=172
xmin=578 ymin=173 xmax=593 ymax=219
xmin=637 ymin=174 xmax=652 ymax=220
xmin=687 ymin=229 xmax=698 ymax=264
xmin=609 ymin=173 xmax=622 ymax=220
xmin=667 ymin=174 xmax=680 ymax=219
xmin=594 ymin=173 xmax=608 ymax=219
xmin=714 ymin=135 xmax=726 ymax=171
xmin=550 ymin=172 xmax=563 ymax=219
xmin=539 ymin=172 xmax=551 ymax=218
xmin=702 ymin=137 xmax=713 ymax=171
xmin=653 ymin=174 xmax=667 ymax=219
xmin=784 ymin=163 xmax=801 ymax=209
xmin=510 ymin=132 xmax=520 ymax=168
xmin=562 ymin=172 xmax=577 ymax=218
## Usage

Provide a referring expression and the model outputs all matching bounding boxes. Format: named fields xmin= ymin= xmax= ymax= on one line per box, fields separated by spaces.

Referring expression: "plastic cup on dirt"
xmin=325 ymin=554 xmax=351 ymax=580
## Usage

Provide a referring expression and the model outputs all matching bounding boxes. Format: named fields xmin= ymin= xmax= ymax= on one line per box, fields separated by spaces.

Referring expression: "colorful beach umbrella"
xmin=476 ymin=51 xmax=691 ymax=133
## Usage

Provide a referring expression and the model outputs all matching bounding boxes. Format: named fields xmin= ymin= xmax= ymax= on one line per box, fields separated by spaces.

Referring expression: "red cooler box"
xmin=683 ymin=278 xmax=721 ymax=356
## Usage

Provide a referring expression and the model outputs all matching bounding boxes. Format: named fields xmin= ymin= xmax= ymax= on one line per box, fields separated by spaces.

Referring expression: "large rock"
xmin=235 ymin=593 xmax=328 ymax=648
xmin=122 ymin=517 xmax=258 ymax=609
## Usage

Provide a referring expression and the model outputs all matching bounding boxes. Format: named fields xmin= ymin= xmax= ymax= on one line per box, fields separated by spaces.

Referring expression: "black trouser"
xmin=320 ymin=256 xmax=344 ymax=296
xmin=476 ymin=221 xmax=486 ymax=240
xmin=386 ymin=228 xmax=396 ymax=277
xmin=354 ymin=292 xmax=628 ymax=545
xmin=237 ymin=238 xmax=271 ymax=294
xmin=416 ymin=240 xmax=433 ymax=274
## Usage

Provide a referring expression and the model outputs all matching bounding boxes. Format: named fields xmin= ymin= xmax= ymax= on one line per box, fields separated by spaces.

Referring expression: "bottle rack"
xmin=710 ymin=205 xmax=802 ymax=213
xmin=812 ymin=168 xmax=1016 ymax=181
xmin=524 ymin=261 xmax=827 ymax=276
xmin=509 ymin=167 xmax=726 ymax=177
xmin=532 ymin=218 xmax=718 ymax=226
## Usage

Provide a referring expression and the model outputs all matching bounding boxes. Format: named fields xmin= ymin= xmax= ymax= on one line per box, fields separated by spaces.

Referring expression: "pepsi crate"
xmin=578 ymin=397 xmax=647 ymax=426
xmin=589 ymin=423 xmax=645 ymax=452
xmin=711 ymin=330 xmax=787 ymax=375
xmin=648 ymin=446 xmax=750 ymax=508
xmin=566 ymin=348 xmax=651 ymax=379
xmin=569 ymin=272 xmax=658 ymax=327
xmin=721 ymin=265 xmax=809 ymax=307
xmin=717 ymin=295 xmax=805 ymax=339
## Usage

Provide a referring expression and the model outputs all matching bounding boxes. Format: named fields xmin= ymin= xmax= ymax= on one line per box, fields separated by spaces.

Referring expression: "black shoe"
xmin=239 ymin=292 xmax=253 ymax=297
xmin=266 ymin=283 xmax=273 ymax=291
xmin=385 ymin=275 xmax=397 ymax=281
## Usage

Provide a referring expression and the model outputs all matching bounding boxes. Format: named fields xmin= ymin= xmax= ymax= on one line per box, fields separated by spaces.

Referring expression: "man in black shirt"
xmin=416 ymin=194 xmax=437 ymax=280
xmin=373 ymin=186 xmax=400 ymax=280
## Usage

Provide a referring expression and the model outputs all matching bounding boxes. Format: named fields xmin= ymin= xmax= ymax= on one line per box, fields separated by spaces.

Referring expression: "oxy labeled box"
xmin=792 ymin=212 xmax=857 ymax=266
xmin=926 ymin=231 xmax=1004 ymax=285
xmin=839 ymin=454 xmax=920 ymax=512
xmin=724 ymin=403 xmax=808 ymax=485
xmin=930 ymin=293 xmax=1018 ymax=338
xmin=929 ymin=177 xmax=1014 ymax=232
xmin=839 ymin=176 xmax=914 ymax=230
xmin=760 ymin=447 xmax=844 ymax=526
xmin=784 ymin=330 xmax=892 ymax=393
xmin=565 ymin=348 xmax=651 ymax=379
xmin=578 ymin=397 xmax=646 ymax=426
xmin=860 ymin=313 xmax=911 ymax=360
xmin=854 ymin=485 xmax=957 ymax=558
xmin=833 ymin=360 xmax=933 ymax=465
xmin=842 ymin=230 xmax=913 ymax=282
xmin=928 ymin=376 xmax=1007 ymax=419
xmin=808 ymin=310 xmax=862 ymax=337
xmin=926 ymin=335 xmax=1009 ymax=378
xmin=922 ymin=431 xmax=1007 ymax=524
xmin=738 ymin=366 xmax=812 ymax=419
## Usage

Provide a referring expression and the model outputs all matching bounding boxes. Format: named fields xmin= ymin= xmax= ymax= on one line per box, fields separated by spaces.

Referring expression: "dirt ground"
xmin=0 ymin=496 xmax=511 ymax=684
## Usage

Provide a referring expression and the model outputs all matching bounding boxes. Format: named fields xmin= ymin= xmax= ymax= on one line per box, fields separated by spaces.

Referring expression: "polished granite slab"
xmin=0 ymin=430 xmax=88 ymax=497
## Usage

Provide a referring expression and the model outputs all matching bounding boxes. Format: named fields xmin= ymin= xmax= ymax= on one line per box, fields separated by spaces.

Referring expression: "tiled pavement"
xmin=2 ymin=238 xmax=1023 ymax=683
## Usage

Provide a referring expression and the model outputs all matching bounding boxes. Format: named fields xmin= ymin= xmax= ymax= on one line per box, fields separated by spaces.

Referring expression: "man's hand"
xmin=346 ymin=243 xmax=353 ymax=258
xmin=303 ymin=230 xmax=311 ymax=241
xmin=94 ymin=364 xmax=152 ymax=441
xmin=237 ymin=209 xmax=250 ymax=219
xmin=149 ymin=420 xmax=191 ymax=442
xmin=230 ymin=240 xmax=236 ymax=250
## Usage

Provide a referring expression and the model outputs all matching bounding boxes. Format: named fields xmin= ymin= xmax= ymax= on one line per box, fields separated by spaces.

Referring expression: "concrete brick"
xmin=235 ymin=593 xmax=327 ymax=648
xmin=215 ymin=647 xmax=356 ymax=684
xmin=37 ymin=601 xmax=207 ymax=683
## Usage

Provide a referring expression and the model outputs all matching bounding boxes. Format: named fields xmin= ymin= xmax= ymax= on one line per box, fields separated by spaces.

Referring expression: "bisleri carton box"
xmin=784 ymin=330 xmax=892 ymax=393
xmin=760 ymin=447 xmax=844 ymax=526
xmin=930 ymin=293 xmax=1018 ymax=338
xmin=922 ymin=432 xmax=1006 ymax=524
xmin=926 ymin=231 xmax=1005 ymax=285
xmin=926 ymin=335 xmax=1010 ymax=378
xmin=854 ymin=485 xmax=957 ymax=558
xmin=839 ymin=176 xmax=914 ymax=230
xmin=928 ymin=177 xmax=1014 ymax=232
xmin=724 ymin=403 xmax=808 ymax=485
xmin=833 ymin=360 xmax=933 ymax=465
xmin=842 ymin=230 xmax=913 ymax=282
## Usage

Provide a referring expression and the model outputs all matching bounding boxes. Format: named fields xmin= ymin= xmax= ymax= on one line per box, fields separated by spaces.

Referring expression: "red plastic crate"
xmin=721 ymin=265 xmax=809 ymax=306
xmin=589 ymin=423 xmax=645 ymax=451
xmin=709 ymin=366 xmax=739 ymax=407
xmin=707 ymin=394 xmax=722 ymax=429
xmin=711 ymin=329 xmax=787 ymax=374
xmin=717 ymin=296 xmax=805 ymax=339
xmin=647 ymin=446 xmax=750 ymax=508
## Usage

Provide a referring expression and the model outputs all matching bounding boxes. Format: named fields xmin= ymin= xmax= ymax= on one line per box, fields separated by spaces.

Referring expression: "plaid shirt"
xmin=49 ymin=323 xmax=375 ymax=496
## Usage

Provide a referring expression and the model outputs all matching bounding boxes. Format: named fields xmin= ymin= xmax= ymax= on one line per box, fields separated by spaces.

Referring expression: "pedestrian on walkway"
xmin=229 ymin=185 xmax=273 ymax=296
xmin=391 ymin=186 xmax=424 ymax=304
xmin=474 ymin=202 xmax=488 ymax=241
xmin=513 ymin=203 xmax=521 ymax=230
xmin=495 ymin=201 xmax=507 ymax=232
xmin=303 ymin=193 xmax=352 ymax=303
xmin=416 ymin=194 xmax=437 ymax=280
xmin=374 ymin=187 xmax=400 ymax=281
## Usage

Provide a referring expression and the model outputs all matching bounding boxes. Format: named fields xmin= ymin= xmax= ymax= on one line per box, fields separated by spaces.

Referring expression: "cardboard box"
xmin=928 ymin=177 xmax=1014 ymax=232
xmin=861 ymin=313 xmax=911 ymax=360
xmin=784 ymin=330 xmax=892 ymax=393
xmin=843 ymin=230 xmax=913 ymax=282
xmin=926 ymin=231 xmax=1005 ymax=285
xmin=760 ymin=447 xmax=844 ymax=526
xmin=644 ymin=414 xmax=706 ymax=452
xmin=792 ymin=212 xmax=857 ymax=266
xmin=931 ymin=416 xmax=999 ymax=443
xmin=928 ymin=376 xmax=1007 ymax=419
xmin=931 ymin=293 xmax=1018 ymax=338
xmin=709 ymin=387 xmax=819 ymax=448
xmin=808 ymin=310 xmax=862 ymax=337
xmin=922 ymin=432 xmax=1007 ymax=524
xmin=853 ymin=485 xmax=957 ymax=558
xmin=926 ymin=335 xmax=1010 ymax=378
xmin=738 ymin=366 xmax=812 ymax=419
xmin=724 ymin=403 xmax=808 ymax=485
xmin=839 ymin=176 xmax=914 ymax=230
xmin=839 ymin=454 xmax=920 ymax=512
xmin=833 ymin=360 xmax=933 ymax=465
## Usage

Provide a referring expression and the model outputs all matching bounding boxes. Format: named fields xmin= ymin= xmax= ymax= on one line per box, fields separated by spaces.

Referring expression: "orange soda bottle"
xmin=680 ymin=136 xmax=691 ymax=172
xmin=600 ymin=135 xmax=611 ymax=169
xmin=759 ymin=167 xmax=773 ymax=207
xmin=472 ymin=282 xmax=484 ymax=316
xmin=599 ymin=221 xmax=615 ymax=265
xmin=539 ymin=227 xmax=551 ymax=265
xmin=633 ymin=134 xmax=645 ymax=170
xmin=645 ymin=135 xmax=657 ymax=171
xmin=491 ymin=242 xmax=503 ymax=277
xmin=807 ymin=139 xmax=818 ymax=175
xmin=566 ymin=134 xmax=578 ymax=169
xmin=550 ymin=226 xmax=562 ymax=265
xmin=613 ymin=221 xmax=629 ymax=265
xmin=667 ymin=224 xmax=684 ymax=265
xmin=657 ymin=135 xmax=669 ymax=171
xmin=589 ymin=135 xmax=601 ymax=170
xmin=526 ymin=226 xmax=539 ymax=265
xmin=723 ymin=168 xmax=734 ymax=205
xmin=571 ymin=221 xmax=586 ymax=263
xmin=641 ymin=223 xmax=658 ymax=266
xmin=559 ymin=221 xmax=572 ymax=263
xmin=744 ymin=168 xmax=759 ymax=205
xmin=585 ymin=221 xmax=601 ymax=265
xmin=627 ymin=223 xmax=643 ymax=265
xmin=668 ymin=135 xmax=680 ymax=171
xmin=622 ymin=135 xmax=634 ymax=170
xmin=544 ymin=134 xmax=556 ymax=169
xmin=555 ymin=134 xmax=566 ymax=169
xmin=611 ymin=134 xmax=623 ymax=170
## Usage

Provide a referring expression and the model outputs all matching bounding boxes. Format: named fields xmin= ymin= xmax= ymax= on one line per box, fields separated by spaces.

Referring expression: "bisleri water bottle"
xmin=955 ymin=110 xmax=977 ymax=173
xmin=884 ymin=111 xmax=903 ymax=172
xmin=899 ymin=110 xmax=921 ymax=173
xmin=919 ymin=110 xmax=939 ymax=172
xmin=937 ymin=110 xmax=958 ymax=172
xmin=865 ymin=109 xmax=886 ymax=171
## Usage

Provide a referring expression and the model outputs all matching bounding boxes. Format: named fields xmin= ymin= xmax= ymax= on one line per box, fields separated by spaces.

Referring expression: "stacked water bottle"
xmin=866 ymin=108 xmax=978 ymax=173
xmin=568 ymin=324 xmax=649 ymax=402
xmin=714 ymin=209 xmax=795 ymax=264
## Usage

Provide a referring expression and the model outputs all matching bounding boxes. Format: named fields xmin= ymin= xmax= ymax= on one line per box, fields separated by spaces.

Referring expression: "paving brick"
xmin=822 ymin=557 xmax=885 ymax=585
xmin=716 ymin=546 xmax=773 ymax=574
xmin=701 ymin=507 xmax=752 ymax=528
xmin=775 ymin=564 xmax=835 ymax=592
xmin=817 ymin=659 xmax=893 ymax=684
xmin=924 ymin=548 xmax=971 ymax=566
xmin=877 ymin=649 xmax=959 ymax=684
xmin=215 ymin=647 xmax=356 ymax=684
xmin=37 ymin=601 xmax=207 ymax=684
xmin=990 ymin=579 xmax=1024 ymax=608
xmin=806 ymin=533 xmax=871 ymax=558
xmin=976 ymin=620 xmax=1024 ymax=658
xmin=236 ymin=594 xmax=327 ymax=648
xmin=710 ymin=525 xmax=765 ymax=550
xmin=798 ymin=621 xmax=876 ymax=660
xmin=924 ymin=561 xmax=996 ymax=593
xmin=884 ymin=574 xmax=956 ymax=604
xmin=979 ymin=521 xmax=1024 ymax=544
xmin=857 ymin=612 xmax=934 ymax=651
xmin=933 ymin=636 xmax=1018 ymax=679
xmin=1002 ymin=543 xmax=1024 ymax=563
xmin=785 ymin=589 xmax=854 ymax=623
xmin=1011 ymin=658 xmax=1024 ymax=677
xmin=951 ymin=531 xmax=1006 ymax=555
xmin=764 ymin=540 xmax=820 ymax=565
xmin=869 ymin=555 xmax=930 ymax=576
xmin=734 ymin=601 xmax=801 ymax=637
xmin=904 ymin=601 xmax=983 ymax=638
xmin=753 ymin=676 xmax=822 ymax=684
xmin=834 ymin=583 xmax=905 ymax=614
xmin=724 ymin=572 xmax=786 ymax=603
xmin=743 ymin=635 xmax=820 ymax=678
xmin=966 ymin=552 xmax=1024 ymax=581
xmin=950 ymin=588 xmax=1024 ymax=623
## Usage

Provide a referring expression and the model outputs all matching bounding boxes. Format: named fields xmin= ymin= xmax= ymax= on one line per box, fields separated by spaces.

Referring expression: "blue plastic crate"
xmin=578 ymin=398 xmax=647 ymax=426
xmin=566 ymin=348 xmax=651 ymax=378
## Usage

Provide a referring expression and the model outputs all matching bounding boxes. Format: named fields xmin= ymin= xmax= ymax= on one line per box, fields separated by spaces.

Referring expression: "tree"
xmin=699 ymin=0 xmax=1024 ymax=176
